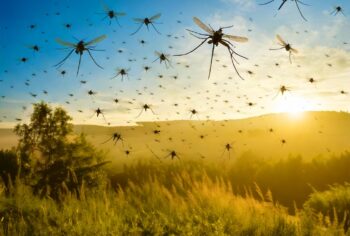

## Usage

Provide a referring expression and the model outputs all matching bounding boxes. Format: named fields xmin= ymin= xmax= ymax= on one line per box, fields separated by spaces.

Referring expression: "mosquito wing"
xmin=276 ymin=34 xmax=287 ymax=46
xmin=154 ymin=51 xmax=162 ymax=57
xmin=133 ymin=18 xmax=145 ymax=23
xmin=193 ymin=17 xmax=214 ymax=34
xmin=85 ymin=35 xmax=107 ymax=46
xmin=116 ymin=12 xmax=126 ymax=16
xmin=55 ymin=38 xmax=76 ymax=47
xmin=150 ymin=13 xmax=161 ymax=21
xmin=290 ymin=48 xmax=298 ymax=54
xmin=101 ymin=2 xmax=111 ymax=13
xmin=223 ymin=34 xmax=248 ymax=43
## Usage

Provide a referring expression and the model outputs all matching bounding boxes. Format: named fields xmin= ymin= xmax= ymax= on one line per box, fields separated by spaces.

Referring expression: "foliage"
xmin=303 ymin=183 xmax=350 ymax=233
xmin=0 ymin=149 xmax=19 ymax=195
xmin=12 ymin=102 xmax=109 ymax=200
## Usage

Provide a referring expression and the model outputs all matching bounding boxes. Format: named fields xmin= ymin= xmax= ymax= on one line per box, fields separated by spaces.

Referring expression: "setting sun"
xmin=274 ymin=95 xmax=313 ymax=117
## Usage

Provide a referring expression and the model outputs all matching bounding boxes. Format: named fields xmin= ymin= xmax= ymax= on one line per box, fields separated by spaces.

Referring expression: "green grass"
xmin=1 ymin=162 xmax=350 ymax=236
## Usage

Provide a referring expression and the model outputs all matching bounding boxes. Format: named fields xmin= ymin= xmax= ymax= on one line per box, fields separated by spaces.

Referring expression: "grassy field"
xmin=1 ymin=156 xmax=350 ymax=235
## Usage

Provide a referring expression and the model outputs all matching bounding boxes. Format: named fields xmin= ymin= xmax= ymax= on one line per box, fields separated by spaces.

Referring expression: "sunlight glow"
xmin=273 ymin=95 xmax=313 ymax=118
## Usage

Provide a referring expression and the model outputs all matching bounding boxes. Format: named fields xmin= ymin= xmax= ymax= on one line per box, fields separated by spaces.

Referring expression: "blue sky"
xmin=0 ymin=0 xmax=350 ymax=127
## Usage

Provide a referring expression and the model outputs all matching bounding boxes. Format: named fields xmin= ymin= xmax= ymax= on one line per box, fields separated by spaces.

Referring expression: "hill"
xmin=1 ymin=111 xmax=349 ymax=164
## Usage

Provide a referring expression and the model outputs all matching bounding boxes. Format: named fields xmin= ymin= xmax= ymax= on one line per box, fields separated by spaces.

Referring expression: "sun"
xmin=273 ymin=95 xmax=312 ymax=117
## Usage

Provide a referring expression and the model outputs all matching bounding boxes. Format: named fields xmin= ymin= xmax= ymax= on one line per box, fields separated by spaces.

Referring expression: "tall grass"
xmin=1 ymin=168 xmax=349 ymax=235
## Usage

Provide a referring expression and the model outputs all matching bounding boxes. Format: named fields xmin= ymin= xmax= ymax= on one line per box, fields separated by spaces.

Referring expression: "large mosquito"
xmin=54 ymin=35 xmax=107 ymax=76
xmin=270 ymin=34 xmax=298 ymax=64
xmin=259 ymin=0 xmax=309 ymax=21
xmin=130 ymin=13 xmax=162 ymax=35
xmin=174 ymin=17 xmax=248 ymax=80
xmin=101 ymin=3 xmax=126 ymax=26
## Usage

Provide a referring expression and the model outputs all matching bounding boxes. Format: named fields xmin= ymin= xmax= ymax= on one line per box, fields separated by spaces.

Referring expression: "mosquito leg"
xmin=76 ymin=54 xmax=82 ymax=77
xmin=295 ymin=0 xmax=308 ymax=21
xmin=130 ymin=23 xmax=144 ymax=36
xmin=173 ymin=38 xmax=208 ymax=56
xmin=220 ymin=25 xmax=234 ymax=30
xmin=269 ymin=47 xmax=285 ymax=50
xmin=135 ymin=109 xmax=144 ymax=118
xmin=296 ymin=0 xmax=310 ymax=6
xmin=189 ymin=32 xmax=208 ymax=40
xmin=278 ymin=0 xmax=288 ymax=10
xmin=289 ymin=51 xmax=292 ymax=64
xmin=222 ymin=40 xmax=248 ymax=59
xmin=259 ymin=0 xmax=274 ymax=5
xmin=186 ymin=29 xmax=210 ymax=37
xmin=146 ymin=145 xmax=162 ymax=162
xmin=101 ymin=137 xmax=113 ymax=144
xmin=101 ymin=113 xmax=108 ymax=124
xmin=165 ymin=58 xmax=172 ymax=68
xmin=115 ymin=17 xmax=122 ymax=27
xmin=207 ymin=44 xmax=215 ymax=80
xmin=150 ymin=23 xmax=161 ymax=35
xmin=219 ymin=149 xmax=226 ymax=159
xmin=87 ymin=49 xmax=103 ymax=69
xmin=226 ymin=47 xmax=245 ymax=80
xmin=54 ymin=49 xmax=74 ymax=67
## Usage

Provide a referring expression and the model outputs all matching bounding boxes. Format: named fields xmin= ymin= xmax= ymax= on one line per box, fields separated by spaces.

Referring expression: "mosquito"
xmin=130 ymin=13 xmax=162 ymax=35
xmin=189 ymin=109 xmax=200 ymax=120
xmin=54 ymin=35 xmax=107 ymax=76
xmin=174 ymin=17 xmax=248 ymax=80
xmin=270 ymin=34 xmax=298 ymax=64
xmin=331 ymin=6 xmax=345 ymax=16
xmin=111 ymin=68 xmax=130 ymax=81
xmin=153 ymin=51 xmax=171 ymax=68
xmin=101 ymin=3 xmax=126 ymax=26
xmin=102 ymin=132 xmax=124 ymax=146
xmin=273 ymin=85 xmax=291 ymax=99
xmin=91 ymin=108 xmax=108 ymax=124
xmin=135 ymin=104 xmax=156 ymax=118
xmin=220 ymin=143 xmax=234 ymax=159
xmin=259 ymin=0 xmax=309 ymax=21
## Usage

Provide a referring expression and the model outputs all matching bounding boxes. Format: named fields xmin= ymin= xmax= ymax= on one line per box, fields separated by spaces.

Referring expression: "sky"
xmin=0 ymin=0 xmax=349 ymax=127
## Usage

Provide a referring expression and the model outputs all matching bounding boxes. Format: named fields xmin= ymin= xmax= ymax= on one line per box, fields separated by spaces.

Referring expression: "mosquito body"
xmin=131 ymin=13 xmax=161 ymax=35
xmin=174 ymin=17 xmax=248 ymax=80
xmin=270 ymin=34 xmax=298 ymax=63
xmin=54 ymin=35 xmax=106 ymax=76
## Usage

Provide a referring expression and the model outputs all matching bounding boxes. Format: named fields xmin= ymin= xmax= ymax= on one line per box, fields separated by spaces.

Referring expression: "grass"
xmin=1 ymin=159 xmax=350 ymax=235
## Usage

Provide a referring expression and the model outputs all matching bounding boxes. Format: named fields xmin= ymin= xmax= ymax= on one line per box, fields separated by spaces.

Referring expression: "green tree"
xmin=14 ymin=102 xmax=109 ymax=200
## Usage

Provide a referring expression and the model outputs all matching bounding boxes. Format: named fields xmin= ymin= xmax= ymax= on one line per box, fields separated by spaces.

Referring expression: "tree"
xmin=14 ymin=102 xmax=109 ymax=200
xmin=0 ymin=149 xmax=19 ymax=195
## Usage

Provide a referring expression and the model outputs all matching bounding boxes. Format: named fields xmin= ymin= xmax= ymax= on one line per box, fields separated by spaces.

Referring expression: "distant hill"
xmin=1 ymin=111 xmax=350 ymax=164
